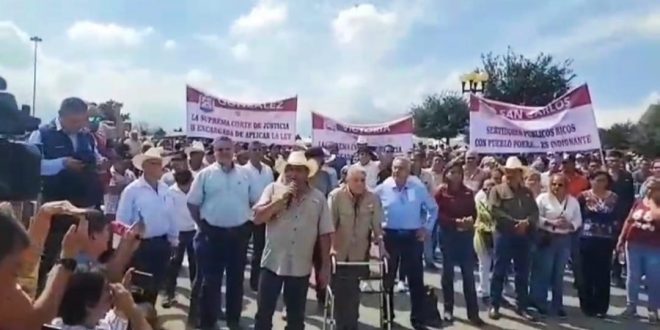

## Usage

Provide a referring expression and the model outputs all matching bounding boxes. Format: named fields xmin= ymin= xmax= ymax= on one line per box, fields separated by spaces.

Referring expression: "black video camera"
xmin=0 ymin=76 xmax=42 ymax=201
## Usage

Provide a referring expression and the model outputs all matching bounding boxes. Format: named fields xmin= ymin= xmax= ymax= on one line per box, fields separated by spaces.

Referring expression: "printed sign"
xmin=186 ymin=86 xmax=297 ymax=145
xmin=311 ymin=112 xmax=414 ymax=159
xmin=469 ymin=84 xmax=602 ymax=153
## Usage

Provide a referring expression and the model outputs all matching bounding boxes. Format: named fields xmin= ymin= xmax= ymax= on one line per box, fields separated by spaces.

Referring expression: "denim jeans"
xmin=490 ymin=231 xmax=531 ymax=309
xmin=194 ymin=222 xmax=251 ymax=327
xmin=530 ymin=233 xmax=572 ymax=312
xmin=441 ymin=231 xmax=479 ymax=318
xmin=626 ymin=243 xmax=660 ymax=310
xmin=424 ymin=222 xmax=440 ymax=264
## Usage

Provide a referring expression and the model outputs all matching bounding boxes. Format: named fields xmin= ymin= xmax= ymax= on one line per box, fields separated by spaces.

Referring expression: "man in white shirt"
xmin=350 ymin=146 xmax=380 ymax=190
xmin=124 ymin=130 xmax=141 ymax=156
xmin=242 ymin=141 xmax=275 ymax=291
xmin=185 ymin=141 xmax=207 ymax=176
xmin=104 ymin=158 xmax=136 ymax=220
xmin=161 ymin=153 xmax=189 ymax=187
xmin=116 ymin=147 xmax=178 ymax=305
xmin=163 ymin=170 xmax=198 ymax=308
xmin=187 ymin=136 xmax=255 ymax=329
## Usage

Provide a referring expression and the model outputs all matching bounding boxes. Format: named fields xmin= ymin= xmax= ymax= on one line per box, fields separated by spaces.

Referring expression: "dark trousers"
xmin=254 ymin=269 xmax=309 ymax=330
xmin=578 ymin=237 xmax=615 ymax=315
xmin=312 ymin=240 xmax=326 ymax=302
xmin=441 ymin=231 xmax=479 ymax=319
xmin=194 ymin=222 xmax=250 ymax=327
xmin=490 ymin=231 xmax=531 ymax=309
xmin=332 ymin=266 xmax=366 ymax=330
xmin=165 ymin=230 xmax=197 ymax=297
xmin=382 ymin=229 xmax=425 ymax=324
xmin=38 ymin=215 xmax=76 ymax=293
xmin=131 ymin=236 xmax=172 ymax=305
xmin=570 ymin=230 xmax=583 ymax=288
xmin=250 ymin=223 xmax=266 ymax=290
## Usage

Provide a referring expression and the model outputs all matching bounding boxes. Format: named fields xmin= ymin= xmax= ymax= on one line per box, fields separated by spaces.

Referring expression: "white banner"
xmin=469 ymin=84 xmax=602 ymax=154
xmin=311 ymin=112 xmax=414 ymax=159
xmin=186 ymin=86 xmax=297 ymax=145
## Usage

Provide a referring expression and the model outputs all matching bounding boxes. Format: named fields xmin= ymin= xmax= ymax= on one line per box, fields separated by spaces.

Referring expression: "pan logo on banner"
xmin=311 ymin=112 xmax=414 ymax=159
xmin=469 ymin=84 xmax=602 ymax=154
xmin=186 ymin=86 xmax=297 ymax=145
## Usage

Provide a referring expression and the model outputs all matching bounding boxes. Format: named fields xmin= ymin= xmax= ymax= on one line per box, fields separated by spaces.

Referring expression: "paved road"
xmin=157 ymin=258 xmax=657 ymax=330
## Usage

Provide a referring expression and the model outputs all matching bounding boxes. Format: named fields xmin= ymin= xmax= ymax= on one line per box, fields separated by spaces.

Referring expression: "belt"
xmin=384 ymin=228 xmax=417 ymax=235
xmin=203 ymin=220 xmax=249 ymax=231
xmin=141 ymin=235 xmax=167 ymax=241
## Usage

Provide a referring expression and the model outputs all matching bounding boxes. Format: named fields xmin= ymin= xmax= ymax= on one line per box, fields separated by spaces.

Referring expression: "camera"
xmin=0 ymin=76 xmax=42 ymax=201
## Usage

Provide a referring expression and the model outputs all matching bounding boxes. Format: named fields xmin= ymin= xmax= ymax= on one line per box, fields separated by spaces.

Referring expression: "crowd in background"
xmin=0 ymin=97 xmax=659 ymax=330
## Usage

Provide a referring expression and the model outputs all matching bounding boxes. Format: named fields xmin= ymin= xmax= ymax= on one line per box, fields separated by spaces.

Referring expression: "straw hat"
xmin=185 ymin=140 xmax=206 ymax=156
xmin=132 ymin=147 xmax=171 ymax=171
xmin=274 ymin=151 xmax=318 ymax=178
xmin=503 ymin=156 xmax=525 ymax=171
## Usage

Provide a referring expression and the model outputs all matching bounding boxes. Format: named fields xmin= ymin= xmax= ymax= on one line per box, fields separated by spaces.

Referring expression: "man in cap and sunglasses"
xmin=253 ymin=151 xmax=334 ymax=330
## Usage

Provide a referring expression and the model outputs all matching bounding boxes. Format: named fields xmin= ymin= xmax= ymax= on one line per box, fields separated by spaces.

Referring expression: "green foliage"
xmin=598 ymin=103 xmax=660 ymax=157
xmin=411 ymin=94 xmax=469 ymax=143
xmin=598 ymin=122 xmax=636 ymax=150
xmin=480 ymin=47 xmax=576 ymax=106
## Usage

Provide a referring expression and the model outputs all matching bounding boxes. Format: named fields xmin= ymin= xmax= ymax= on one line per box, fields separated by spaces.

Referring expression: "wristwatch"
xmin=58 ymin=258 xmax=78 ymax=272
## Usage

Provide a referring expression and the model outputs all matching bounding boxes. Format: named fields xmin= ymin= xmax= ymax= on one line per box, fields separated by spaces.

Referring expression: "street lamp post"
xmin=30 ymin=36 xmax=42 ymax=117
xmin=460 ymin=71 xmax=489 ymax=94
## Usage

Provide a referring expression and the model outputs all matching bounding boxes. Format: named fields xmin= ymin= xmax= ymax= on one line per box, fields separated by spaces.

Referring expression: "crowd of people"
xmin=0 ymin=97 xmax=659 ymax=330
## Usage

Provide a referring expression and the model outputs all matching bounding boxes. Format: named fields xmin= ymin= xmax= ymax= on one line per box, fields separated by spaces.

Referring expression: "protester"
xmin=524 ymin=170 xmax=542 ymax=198
xmin=104 ymin=154 xmax=136 ymax=221
xmin=412 ymin=150 xmax=434 ymax=193
xmin=464 ymin=151 xmax=488 ymax=192
xmin=530 ymin=174 xmax=582 ymax=317
xmin=51 ymin=268 xmax=152 ymax=330
xmin=124 ymin=131 xmax=141 ymax=156
xmin=161 ymin=152 xmax=189 ymax=186
xmin=435 ymin=161 xmax=485 ymax=326
xmin=474 ymin=178 xmax=497 ymax=303
xmin=252 ymin=151 xmax=333 ymax=330
xmin=375 ymin=157 xmax=439 ymax=329
xmin=617 ymin=178 xmax=660 ymax=323
xmin=633 ymin=158 xmax=652 ymax=196
xmin=327 ymin=166 xmax=386 ymax=329
xmin=639 ymin=158 xmax=660 ymax=199
xmin=29 ymin=97 xmax=106 ymax=292
xmin=561 ymin=155 xmax=589 ymax=197
xmin=488 ymin=156 xmax=539 ymax=321
xmin=162 ymin=170 xmax=197 ymax=308
xmin=577 ymin=171 xmax=620 ymax=317
xmin=187 ymin=136 xmax=255 ymax=329
xmin=184 ymin=140 xmax=207 ymax=176
xmin=325 ymin=142 xmax=348 ymax=179
xmin=243 ymin=141 xmax=275 ymax=292
xmin=489 ymin=167 xmax=504 ymax=185
xmin=351 ymin=146 xmax=381 ymax=190
xmin=606 ymin=150 xmax=635 ymax=289
xmin=0 ymin=201 xmax=90 ymax=329
xmin=376 ymin=145 xmax=396 ymax=185
xmin=116 ymin=147 xmax=178 ymax=305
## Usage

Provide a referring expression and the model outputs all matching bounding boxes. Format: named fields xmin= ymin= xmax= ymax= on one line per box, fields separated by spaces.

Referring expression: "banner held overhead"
xmin=186 ymin=86 xmax=297 ymax=145
xmin=311 ymin=112 xmax=414 ymax=159
xmin=469 ymin=84 xmax=602 ymax=154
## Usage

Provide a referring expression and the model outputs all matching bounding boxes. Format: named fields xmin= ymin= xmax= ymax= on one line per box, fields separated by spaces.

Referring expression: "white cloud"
xmin=231 ymin=43 xmax=249 ymax=61
xmin=230 ymin=1 xmax=288 ymax=36
xmin=163 ymin=39 xmax=177 ymax=50
xmin=596 ymin=91 xmax=660 ymax=127
xmin=332 ymin=4 xmax=397 ymax=44
xmin=66 ymin=21 xmax=154 ymax=47
xmin=336 ymin=73 xmax=366 ymax=89
xmin=0 ymin=21 xmax=32 ymax=68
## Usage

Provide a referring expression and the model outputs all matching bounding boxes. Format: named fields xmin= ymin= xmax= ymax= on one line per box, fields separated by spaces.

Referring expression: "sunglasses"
xmin=551 ymin=183 xmax=565 ymax=187
xmin=214 ymin=147 xmax=233 ymax=152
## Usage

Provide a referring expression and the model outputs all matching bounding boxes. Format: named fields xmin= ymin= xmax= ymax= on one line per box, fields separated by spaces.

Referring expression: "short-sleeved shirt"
xmin=255 ymin=182 xmax=334 ymax=277
xmin=328 ymin=186 xmax=383 ymax=262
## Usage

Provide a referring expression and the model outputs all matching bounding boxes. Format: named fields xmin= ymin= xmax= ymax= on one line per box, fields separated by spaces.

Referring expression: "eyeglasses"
xmin=551 ymin=183 xmax=565 ymax=187
xmin=214 ymin=148 xmax=233 ymax=152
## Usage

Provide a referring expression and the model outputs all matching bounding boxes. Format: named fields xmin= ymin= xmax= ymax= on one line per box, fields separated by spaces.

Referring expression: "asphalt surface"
xmin=157 ymin=253 xmax=657 ymax=330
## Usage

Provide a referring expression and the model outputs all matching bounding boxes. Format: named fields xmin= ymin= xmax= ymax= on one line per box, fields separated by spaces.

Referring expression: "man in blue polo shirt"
xmin=374 ymin=156 xmax=439 ymax=330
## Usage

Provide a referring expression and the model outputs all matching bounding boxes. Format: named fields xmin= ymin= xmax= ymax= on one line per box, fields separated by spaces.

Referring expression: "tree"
xmin=631 ymin=102 xmax=660 ymax=157
xmin=598 ymin=122 xmax=636 ymax=150
xmin=411 ymin=94 xmax=469 ymax=144
xmin=153 ymin=127 xmax=167 ymax=139
xmin=480 ymin=47 xmax=576 ymax=106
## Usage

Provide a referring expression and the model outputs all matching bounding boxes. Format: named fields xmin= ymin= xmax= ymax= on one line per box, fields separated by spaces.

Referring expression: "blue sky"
xmin=1 ymin=0 xmax=658 ymax=136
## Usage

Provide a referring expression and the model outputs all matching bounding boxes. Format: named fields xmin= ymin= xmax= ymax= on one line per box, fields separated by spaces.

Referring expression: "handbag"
xmin=537 ymin=198 xmax=568 ymax=248
xmin=423 ymin=286 xmax=442 ymax=324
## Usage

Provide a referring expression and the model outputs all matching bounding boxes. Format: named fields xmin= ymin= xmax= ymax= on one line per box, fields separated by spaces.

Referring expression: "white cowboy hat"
xmin=185 ymin=141 xmax=206 ymax=155
xmin=275 ymin=151 xmax=318 ymax=178
xmin=503 ymin=156 xmax=524 ymax=171
xmin=132 ymin=147 xmax=171 ymax=171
